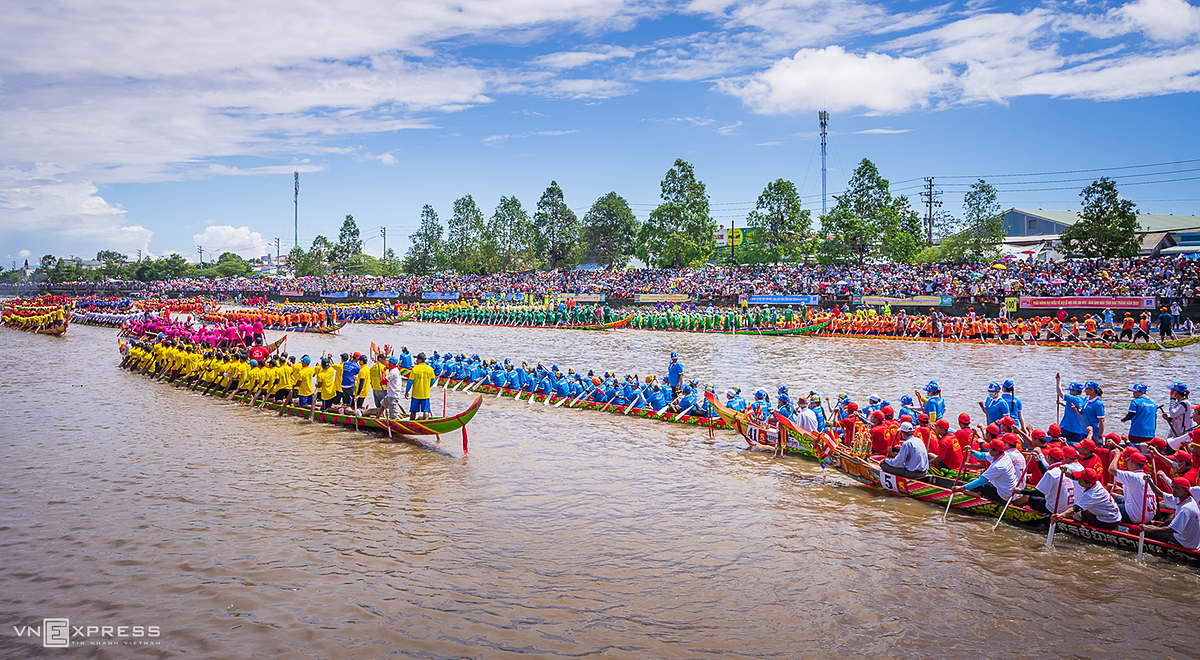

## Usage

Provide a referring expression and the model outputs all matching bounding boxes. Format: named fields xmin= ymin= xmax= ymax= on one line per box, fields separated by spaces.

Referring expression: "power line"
xmin=933 ymin=157 xmax=1200 ymax=179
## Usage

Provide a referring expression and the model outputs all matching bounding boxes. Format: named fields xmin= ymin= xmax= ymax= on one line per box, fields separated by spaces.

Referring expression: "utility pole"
xmin=275 ymin=237 xmax=281 ymax=274
xmin=197 ymin=245 xmax=204 ymax=267
xmin=381 ymin=226 xmax=387 ymax=258
xmin=730 ymin=218 xmax=736 ymax=264
xmin=920 ymin=177 xmax=942 ymax=246
xmin=819 ymin=110 xmax=829 ymax=216
xmin=294 ymin=171 xmax=300 ymax=249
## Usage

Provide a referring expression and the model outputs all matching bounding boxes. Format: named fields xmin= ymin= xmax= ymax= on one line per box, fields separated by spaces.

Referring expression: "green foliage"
xmin=745 ymin=178 xmax=811 ymax=264
xmin=637 ymin=159 xmax=714 ymax=268
xmin=330 ymin=215 xmax=363 ymax=272
xmin=1060 ymin=177 xmax=1141 ymax=258
xmin=95 ymin=250 xmax=127 ymax=263
xmin=579 ymin=192 xmax=639 ymax=269
xmin=404 ymin=204 xmax=445 ymax=275
xmin=533 ymin=181 xmax=578 ymax=269
xmin=286 ymin=242 xmax=328 ymax=277
xmin=818 ymin=158 xmax=924 ymax=263
xmin=379 ymin=248 xmax=404 ymax=277
xmin=446 ymin=195 xmax=486 ymax=274
xmin=483 ymin=195 xmax=531 ymax=272
xmin=939 ymin=179 xmax=1005 ymax=262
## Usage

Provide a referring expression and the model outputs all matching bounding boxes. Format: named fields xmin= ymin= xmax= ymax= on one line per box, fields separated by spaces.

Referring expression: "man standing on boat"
xmin=408 ymin=352 xmax=435 ymax=420
xmin=666 ymin=351 xmax=684 ymax=400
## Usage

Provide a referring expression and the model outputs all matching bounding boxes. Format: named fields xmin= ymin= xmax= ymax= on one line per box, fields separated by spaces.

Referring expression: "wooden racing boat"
xmin=625 ymin=319 xmax=830 ymax=336
xmin=262 ymin=322 xmax=346 ymax=334
xmin=811 ymin=330 xmax=1200 ymax=351
xmin=2 ymin=319 xmax=69 ymax=335
xmin=420 ymin=313 xmax=635 ymax=331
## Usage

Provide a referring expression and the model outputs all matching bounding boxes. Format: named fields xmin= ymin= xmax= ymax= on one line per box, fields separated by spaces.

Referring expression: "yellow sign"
xmin=728 ymin=228 xmax=744 ymax=246
xmin=1004 ymin=297 xmax=1019 ymax=312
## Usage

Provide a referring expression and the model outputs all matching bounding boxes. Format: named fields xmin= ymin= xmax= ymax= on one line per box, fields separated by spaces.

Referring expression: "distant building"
xmin=1002 ymin=208 xmax=1200 ymax=259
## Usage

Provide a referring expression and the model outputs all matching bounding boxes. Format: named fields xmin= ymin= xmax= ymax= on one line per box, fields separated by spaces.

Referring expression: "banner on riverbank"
xmin=1019 ymin=296 xmax=1155 ymax=309
xmin=481 ymin=292 xmax=528 ymax=302
xmin=278 ymin=289 xmax=303 ymax=297
xmin=560 ymin=293 xmax=606 ymax=303
xmin=745 ymin=294 xmax=819 ymax=305
xmin=367 ymin=291 xmax=399 ymax=298
xmin=855 ymin=295 xmax=953 ymax=307
xmin=320 ymin=291 xmax=349 ymax=298
xmin=422 ymin=292 xmax=461 ymax=301
xmin=636 ymin=293 xmax=690 ymax=303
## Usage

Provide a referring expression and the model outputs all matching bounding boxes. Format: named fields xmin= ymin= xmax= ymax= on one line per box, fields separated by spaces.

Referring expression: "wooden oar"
xmin=624 ymin=391 xmax=644 ymax=415
xmin=1045 ymin=462 xmax=1067 ymax=548
xmin=942 ymin=452 xmax=972 ymax=523
xmin=673 ymin=404 xmax=696 ymax=421
xmin=1137 ymin=472 xmax=1151 ymax=562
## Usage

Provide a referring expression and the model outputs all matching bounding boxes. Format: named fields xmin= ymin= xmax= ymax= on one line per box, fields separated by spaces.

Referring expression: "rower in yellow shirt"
xmin=407 ymin=352 xmax=435 ymax=420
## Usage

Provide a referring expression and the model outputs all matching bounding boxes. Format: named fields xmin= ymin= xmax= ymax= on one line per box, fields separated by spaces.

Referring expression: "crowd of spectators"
xmin=4 ymin=257 xmax=1197 ymax=302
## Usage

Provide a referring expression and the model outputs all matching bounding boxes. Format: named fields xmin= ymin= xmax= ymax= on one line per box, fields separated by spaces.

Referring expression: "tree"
xmin=379 ymin=248 xmax=404 ymax=277
xmin=817 ymin=159 xmax=924 ymax=263
xmin=404 ymin=204 xmax=445 ymax=275
xmin=446 ymin=195 xmax=486 ymax=274
xmin=580 ymin=192 xmax=639 ymax=269
xmin=637 ymin=159 xmax=714 ymax=268
xmin=745 ymin=178 xmax=811 ymax=264
xmin=484 ymin=195 xmax=530 ymax=272
xmin=95 ymin=250 xmax=126 ymax=264
xmin=532 ymin=181 xmax=578 ymax=269
xmin=877 ymin=197 xmax=925 ymax=263
xmin=1060 ymin=177 xmax=1141 ymax=258
xmin=286 ymin=239 xmax=330 ymax=278
xmin=330 ymin=214 xmax=363 ymax=272
xmin=939 ymin=179 xmax=1005 ymax=262
xmin=213 ymin=252 xmax=253 ymax=277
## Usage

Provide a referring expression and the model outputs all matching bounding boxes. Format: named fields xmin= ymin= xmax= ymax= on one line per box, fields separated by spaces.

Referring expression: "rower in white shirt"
xmin=882 ymin=422 xmax=929 ymax=479
xmin=1011 ymin=445 xmax=1079 ymax=515
xmin=952 ymin=439 xmax=1017 ymax=504
xmin=1108 ymin=449 xmax=1157 ymax=524
xmin=1052 ymin=468 xmax=1121 ymax=530
xmin=1144 ymin=477 xmax=1200 ymax=550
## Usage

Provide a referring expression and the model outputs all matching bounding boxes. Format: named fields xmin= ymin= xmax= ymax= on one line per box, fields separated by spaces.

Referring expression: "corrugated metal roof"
xmin=1010 ymin=209 xmax=1200 ymax=233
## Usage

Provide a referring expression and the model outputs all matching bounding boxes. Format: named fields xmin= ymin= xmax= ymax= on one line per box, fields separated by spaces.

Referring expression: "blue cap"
xmin=900 ymin=395 xmax=914 ymax=405
xmin=778 ymin=385 xmax=788 ymax=394
xmin=301 ymin=356 xmax=311 ymax=364
xmin=249 ymin=359 xmax=258 ymax=366
xmin=1085 ymin=380 xmax=1100 ymax=391
xmin=924 ymin=381 xmax=940 ymax=392
xmin=755 ymin=389 xmax=766 ymax=399
xmin=1002 ymin=379 xmax=1015 ymax=389
xmin=987 ymin=382 xmax=1000 ymax=392
xmin=1068 ymin=381 xmax=1084 ymax=391
xmin=1129 ymin=383 xmax=1147 ymax=393
xmin=389 ymin=356 xmax=398 ymax=364
xmin=1171 ymin=382 xmax=1189 ymax=393
xmin=671 ymin=351 xmax=678 ymax=359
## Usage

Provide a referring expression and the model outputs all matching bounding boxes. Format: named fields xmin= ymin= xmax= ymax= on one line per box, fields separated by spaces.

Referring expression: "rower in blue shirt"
xmin=776 ymin=385 xmax=795 ymax=421
xmin=981 ymin=382 xmax=1011 ymax=425
xmin=1056 ymin=375 xmax=1088 ymax=443
xmin=490 ymin=364 xmax=508 ymax=388
xmin=555 ymin=372 xmax=572 ymax=398
xmin=920 ymin=381 xmax=945 ymax=422
xmin=749 ymin=390 xmax=771 ymax=423
xmin=666 ymin=351 xmax=684 ymax=398
xmin=1081 ymin=380 xmax=1106 ymax=441
xmin=1000 ymin=379 xmax=1024 ymax=427
xmin=898 ymin=395 xmax=921 ymax=425
xmin=676 ymin=385 xmax=698 ymax=415
xmin=1122 ymin=382 xmax=1157 ymax=442
xmin=809 ymin=394 xmax=827 ymax=432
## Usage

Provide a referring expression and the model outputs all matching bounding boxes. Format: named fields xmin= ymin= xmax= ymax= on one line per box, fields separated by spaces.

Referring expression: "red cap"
xmin=1048 ymin=423 xmax=1062 ymax=437
xmin=1172 ymin=477 xmax=1193 ymax=491
xmin=1062 ymin=445 xmax=1079 ymax=459
xmin=1103 ymin=433 xmax=1121 ymax=444
xmin=918 ymin=413 xmax=929 ymax=422
xmin=1126 ymin=451 xmax=1148 ymax=464
xmin=1175 ymin=451 xmax=1194 ymax=463
xmin=999 ymin=415 xmax=1016 ymax=428
xmin=881 ymin=405 xmax=895 ymax=417
xmin=352 ymin=351 xmax=361 ymax=358
xmin=1003 ymin=433 xmax=1020 ymax=447
xmin=900 ymin=414 xmax=913 ymax=423
xmin=1072 ymin=468 xmax=1099 ymax=483
xmin=1031 ymin=429 xmax=1047 ymax=440
xmin=987 ymin=439 xmax=1006 ymax=452
xmin=958 ymin=413 xmax=971 ymax=425
xmin=846 ymin=402 xmax=859 ymax=412
xmin=986 ymin=424 xmax=1000 ymax=437
xmin=1148 ymin=437 xmax=1169 ymax=450
xmin=1078 ymin=439 xmax=1098 ymax=452
xmin=1047 ymin=447 xmax=1065 ymax=461
xmin=935 ymin=419 xmax=950 ymax=431
xmin=871 ymin=410 xmax=884 ymax=420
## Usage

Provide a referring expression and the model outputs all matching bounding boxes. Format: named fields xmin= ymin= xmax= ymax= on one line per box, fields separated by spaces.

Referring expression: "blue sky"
xmin=2 ymin=0 xmax=1199 ymax=265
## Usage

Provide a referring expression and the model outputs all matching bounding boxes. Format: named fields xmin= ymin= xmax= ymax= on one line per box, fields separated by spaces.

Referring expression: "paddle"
xmin=1137 ymin=472 xmax=1149 ymax=563
xmin=673 ymin=404 xmax=696 ymax=421
xmin=624 ymin=391 xmax=644 ymax=415
xmin=1045 ymin=462 xmax=1067 ymax=549
xmin=942 ymin=449 xmax=972 ymax=523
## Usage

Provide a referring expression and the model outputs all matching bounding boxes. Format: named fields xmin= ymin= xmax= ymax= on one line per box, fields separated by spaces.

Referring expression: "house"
xmin=1002 ymin=208 xmax=1200 ymax=259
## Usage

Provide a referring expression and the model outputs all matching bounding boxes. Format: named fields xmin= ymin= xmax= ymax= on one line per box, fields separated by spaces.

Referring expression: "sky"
xmin=2 ymin=0 xmax=1200 ymax=266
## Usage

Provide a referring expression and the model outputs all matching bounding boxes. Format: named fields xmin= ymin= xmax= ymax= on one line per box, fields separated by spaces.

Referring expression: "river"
xmin=1 ymin=320 xmax=1197 ymax=658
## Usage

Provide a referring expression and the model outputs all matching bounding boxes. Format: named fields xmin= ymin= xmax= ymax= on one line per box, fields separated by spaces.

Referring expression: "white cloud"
xmin=1116 ymin=0 xmax=1200 ymax=42
xmin=206 ymin=164 xmax=327 ymax=176
xmin=482 ymin=130 xmax=578 ymax=145
xmin=533 ymin=45 xmax=636 ymax=69
xmin=18 ymin=249 xmax=32 ymax=259
xmin=716 ymin=120 xmax=743 ymax=134
xmin=854 ymin=128 xmax=911 ymax=134
xmin=192 ymin=225 xmax=272 ymax=261
xmin=376 ymin=153 xmax=399 ymax=166
xmin=0 ymin=177 xmax=152 ymax=255
xmin=719 ymin=46 xmax=946 ymax=113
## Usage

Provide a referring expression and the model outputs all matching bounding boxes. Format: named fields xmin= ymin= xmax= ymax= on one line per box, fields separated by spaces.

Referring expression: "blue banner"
xmin=422 ymin=292 xmax=460 ymax=300
xmin=367 ymin=291 xmax=399 ymax=298
xmin=320 ymin=291 xmax=349 ymax=298
xmin=746 ymin=294 xmax=820 ymax=305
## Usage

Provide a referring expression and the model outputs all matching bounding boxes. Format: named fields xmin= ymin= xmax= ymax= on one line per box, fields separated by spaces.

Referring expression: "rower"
xmin=1109 ymin=449 xmax=1157 ymax=525
xmin=1001 ymin=379 xmax=1024 ymax=427
xmin=1010 ymin=446 xmax=1078 ymax=515
xmin=1053 ymin=468 xmax=1121 ymax=530
xmin=749 ymin=390 xmax=771 ymax=423
xmin=666 ymin=351 xmax=684 ymax=399
xmin=725 ymin=388 xmax=747 ymax=412
xmin=1122 ymin=382 xmax=1157 ymax=444
xmin=1143 ymin=478 xmax=1200 ymax=550
xmin=882 ymin=422 xmax=929 ymax=480
xmin=952 ymin=439 xmax=1017 ymax=504
xmin=776 ymin=386 xmax=795 ymax=421
xmin=898 ymin=395 xmax=920 ymax=425
xmin=794 ymin=394 xmax=818 ymax=433
xmin=808 ymin=394 xmax=826 ymax=432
